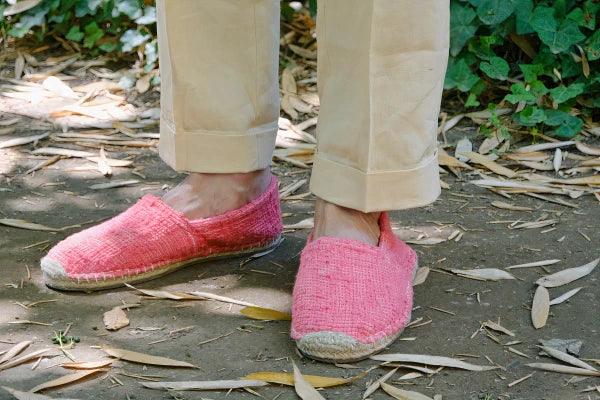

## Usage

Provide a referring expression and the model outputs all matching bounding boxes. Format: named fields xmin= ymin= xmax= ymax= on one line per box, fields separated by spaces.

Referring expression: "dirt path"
xmin=1 ymin=115 xmax=599 ymax=400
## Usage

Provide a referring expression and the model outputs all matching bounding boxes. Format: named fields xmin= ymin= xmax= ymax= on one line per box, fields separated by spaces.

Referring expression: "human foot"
xmin=41 ymin=176 xmax=282 ymax=291
xmin=291 ymin=213 xmax=417 ymax=362
xmin=312 ymin=198 xmax=381 ymax=245
xmin=162 ymin=169 xmax=272 ymax=220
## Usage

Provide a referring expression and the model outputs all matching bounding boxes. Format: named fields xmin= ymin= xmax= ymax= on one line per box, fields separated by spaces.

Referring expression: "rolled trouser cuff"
xmin=310 ymin=152 xmax=441 ymax=213
xmin=159 ymin=120 xmax=277 ymax=173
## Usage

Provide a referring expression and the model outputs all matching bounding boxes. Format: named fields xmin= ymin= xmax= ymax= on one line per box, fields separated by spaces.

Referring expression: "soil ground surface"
xmin=1 ymin=116 xmax=599 ymax=400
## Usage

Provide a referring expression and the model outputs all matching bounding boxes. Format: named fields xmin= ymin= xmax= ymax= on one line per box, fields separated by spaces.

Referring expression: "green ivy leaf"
xmin=480 ymin=56 xmax=509 ymax=80
xmin=444 ymin=59 xmax=480 ymax=92
xmin=308 ymin=0 xmax=317 ymax=17
xmin=65 ymin=25 xmax=84 ymax=42
xmin=549 ymin=83 xmax=585 ymax=104
xmin=531 ymin=6 xmax=586 ymax=54
xmin=99 ymin=41 xmax=118 ymax=53
xmin=514 ymin=106 xmax=547 ymax=126
xmin=469 ymin=35 xmax=503 ymax=61
xmin=120 ymin=29 xmax=149 ymax=52
xmin=8 ymin=7 xmax=47 ymax=38
xmin=553 ymin=0 xmax=567 ymax=21
xmin=465 ymin=93 xmax=481 ymax=108
xmin=83 ymin=21 xmax=104 ymax=48
xmin=504 ymin=83 xmax=538 ymax=104
xmin=585 ymin=29 xmax=600 ymax=61
xmin=514 ymin=0 xmax=534 ymax=34
xmin=135 ymin=6 xmax=156 ymax=25
xmin=544 ymin=110 xmax=583 ymax=138
xmin=477 ymin=0 xmax=516 ymax=25
xmin=75 ymin=0 xmax=103 ymax=17
xmin=116 ymin=0 xmax=142 ymax=19
xmin=582 ymin=0 xmax=600 ymax=30
xmin=519 ymin=64 xmax=545 ymax=82
xmin=450 ymin=2 xmax=479 ymax=56
xmin=529 ymin=80 xmax=549 ymax=97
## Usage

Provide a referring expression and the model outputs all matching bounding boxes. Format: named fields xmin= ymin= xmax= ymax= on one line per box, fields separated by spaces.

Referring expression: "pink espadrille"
xmin=291 ymin=213 xmax=417 ymax=362
xmin=41 ymin=178 xmax=282 ymax=291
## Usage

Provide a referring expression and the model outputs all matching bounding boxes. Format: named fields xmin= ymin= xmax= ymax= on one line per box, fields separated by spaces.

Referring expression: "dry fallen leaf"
xmin=464 ymin=151 xmax=516 ymax=178
xmin=2 ymin=386 xmax=81 ymax=400
xmin=398 ymin=372 xmax=423 ymax=380
xmin=479 ymin=134 xmax=503 ymax=155
xmin=370 ymin=354 xmax=495 ymax=371
xmin=384 ymin=364 xmax=438 ymax=374
xmin=127 ymin=284 xmax=259 ymax=307
xmin=102 ymin=347 xmax=196 ymax=368
xmin=538 ymin=346 xmax=597 ymax=371
xmin=288 ymin=44 xmax=317 ymax=59
xmin=506 ymin=259 xmax=561 ymax=270
xmin=281 ymin=68 xmax=297 ymax=95
xmin=187 ymin=291 xmax=258 ymax=307
xmin=61 ymin=360 xmax=113 ymax=370
xmin=491 ymin=201 xmax=533 ymax=212
xmin=141 ymin=380 xmax=268 ymax=391
xmin=42 ymin=76 xmax=78 ymax=99
xmin=31 ymin=369 xmax=105 ymax=392
xmin=0 ymin=132 xmax=50 ymax=149
xmin=0 ymin=349 xmax=51 ymax=371
xmin=293 ymin=362 xmax=326 ymax=400
xmin=455 ymin=137 xmax=472 ymax=162
xmin=3 ymin=0 xmax=44 ymax=16
xmin=536 ymin=258 xmax=599 ymax=288
xmin=136 ymin=74 xmax=153 ymax=94
xmin=240 ymin=306 xmax=291 ymax=321
xmin=125 ymin=283 xmax=200 ymax=300
xmin=438 ymin=148 xmax=472 ymax=169
xmin=245 ymin=371 xmax=358 ymax=388
xmin=450 ymin=268 xmax=516 ymax=281
xmin=97 ymin=147 xmax=112 ymax=176
xmin=0 ymin=219 xmax=58 ymax=232
xmin=575 ymin=142 xmax=600 ymax=156
xmin=89 ymin=179 xmax=139 ymax=190
xmin=381 ymin=382 xmax=433 ymax=400
xmin=0 ymin=341 xmax=32 ymax=364
xmin=103 ymin=307 xmax=130 ymax=331
xmin=553 ymin=148 xmax=562 ymax=172
xmin=413 ymin=267 xmax=430 ymax=286
xmin=482 ymin=321 xmax=515 ymax=337
xmin=549 ymin=287 xmax=582 ymax=306
xmin=531 ymin=286 xmax=550 ymax=329
xmin=32 ymin=147 xmax=94 ymax=158
xmin=526 ymin=363 xmax=600 ymax=377
xmin=363 ymin=368 xmax=397 ymax=399
xmin=517 ymin=141 xmax=575 ymax=153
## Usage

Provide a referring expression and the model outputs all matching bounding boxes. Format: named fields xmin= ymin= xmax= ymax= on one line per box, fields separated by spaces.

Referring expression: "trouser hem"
xmin=309 ymin=152 xmax=441 ymax=212
xmin=159 ymin=120 xmax=278 ymax=173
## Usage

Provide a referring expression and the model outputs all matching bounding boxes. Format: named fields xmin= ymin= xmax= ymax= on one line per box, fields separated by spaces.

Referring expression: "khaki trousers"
xmin=156 ymin=0 xmax=449 ymax=212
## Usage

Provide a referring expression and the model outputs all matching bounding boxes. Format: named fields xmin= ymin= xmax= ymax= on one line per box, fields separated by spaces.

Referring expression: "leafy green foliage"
xmin=2 ymin=0 xmax=597 ymax=139
xmin=446 ymin=0 xmax=598 ymax=138
xmin=1 ymin=0 xmax=158 ymax=70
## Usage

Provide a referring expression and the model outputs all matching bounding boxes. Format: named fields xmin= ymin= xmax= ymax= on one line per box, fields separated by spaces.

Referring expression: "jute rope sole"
xmin=296 ymin=327 xmax=406 ymax=363
xmin=41 ymin=236 xmax=283 ymax=292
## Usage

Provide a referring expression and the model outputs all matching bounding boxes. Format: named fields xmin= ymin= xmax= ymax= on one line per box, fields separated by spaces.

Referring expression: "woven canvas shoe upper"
xmin=291 ymin=213 xmax=417 ymax=344
xmin=42 ymin=178 xmax=282 ymax=281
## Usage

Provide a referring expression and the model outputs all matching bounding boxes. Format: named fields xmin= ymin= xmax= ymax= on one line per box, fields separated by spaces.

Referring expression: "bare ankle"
xmin=163 ymin=169 xmax=272 ymax=219
xmin=313 ymin=198 xmax=381 ymax=245
xmin=186 ymin=169 xmax=271 ymax=199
